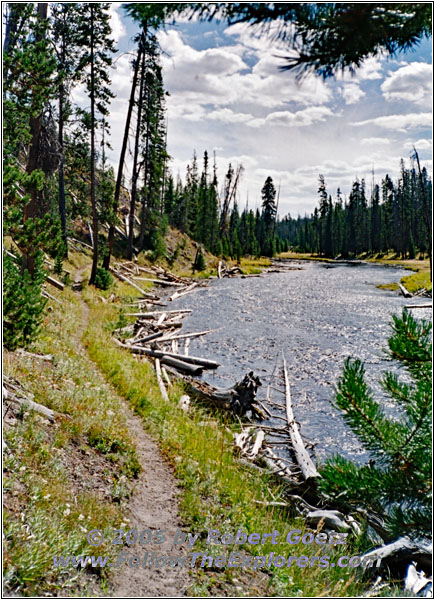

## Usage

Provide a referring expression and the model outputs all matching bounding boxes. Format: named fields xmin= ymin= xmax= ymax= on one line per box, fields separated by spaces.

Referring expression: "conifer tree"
xmin=320 ymin=309 xmax=432 ymax=540
xmin=76 ymin=3 xmax=115 ymax=285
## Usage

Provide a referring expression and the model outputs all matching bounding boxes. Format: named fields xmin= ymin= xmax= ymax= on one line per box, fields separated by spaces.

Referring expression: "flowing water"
xmin=175 ymin=260 xmax=432 ymax=462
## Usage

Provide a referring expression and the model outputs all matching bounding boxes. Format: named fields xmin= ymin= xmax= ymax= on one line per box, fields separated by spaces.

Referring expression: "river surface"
xmin=175 ymin=261 xmax=432 ymax=462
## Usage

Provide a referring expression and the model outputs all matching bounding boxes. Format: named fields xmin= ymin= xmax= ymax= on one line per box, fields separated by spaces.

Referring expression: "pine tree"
xmin=320 ymin=309 xmax=432 ymax=540
xmin=77 ymin=3 xmax=115 ymax=285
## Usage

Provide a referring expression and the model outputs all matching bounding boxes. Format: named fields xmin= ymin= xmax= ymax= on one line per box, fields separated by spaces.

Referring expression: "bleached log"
xmin=42 ymin=290 xmax=62 ymax=304
xmin=46 ymin=276 xmax=64 ymax=291
xmin=405 ymin=564 xmax=432 ymax=597
xmin=115 ymin=341 xmax=219 ymax=368
xmin=155 ymin=359 xmax=169 ymax=402
xmin=361 ymin=537 xmax=432 ymax=571
xmin=249 ymin=429 xmax=265 ymax=458
xmin=156 ymin=313 xmax=167 ymax=326
xmin=112 ymin=339 xmax=204 ymax=375
xmin=68 ymin=237 xmax=93 ymax=250
xmin=283 ymin=356 xmax=320 ymax=481
xmin=168 ymin=283 xmax=199 ymax=302
xmin=218 ymin=261 xmax=223 ymax=279
xmin=110 ymin=269 xmax=151 ymax=296
xmin=162 ymin=367 xmax=171 ymax=387
xmin=398 ymin=283 xmax=412 ymax=298
xmin=126 ymin=309 xmax=192 ymax=318
xmin=3 ymin=386 xmax=57 ymax=422
xmin=184 ymin=338 xmax=190 ymax=356
xmin=16 ymin=350 xmax=53 ymax=361
xmin=155 ymin=329 xmax=214 ymax=344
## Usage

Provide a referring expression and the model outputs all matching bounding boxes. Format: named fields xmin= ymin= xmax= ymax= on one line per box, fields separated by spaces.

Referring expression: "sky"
xmin=106 ymin=3 xmax=433 ymax=217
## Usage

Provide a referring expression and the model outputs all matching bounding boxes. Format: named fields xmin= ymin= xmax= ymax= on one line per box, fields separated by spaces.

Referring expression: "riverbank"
xmin=277 ymin=251 xmax=431 ymax=294
xmin=4 ymin=249 xmax=374 ymax=597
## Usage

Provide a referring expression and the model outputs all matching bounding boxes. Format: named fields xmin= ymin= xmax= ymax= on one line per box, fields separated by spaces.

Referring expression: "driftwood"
xmin=283 ymin=356 xmax=320 ymax=481
xmin=168 ymin=371 xmax=262 ymax=416
xmin=405 ymin=564 xmax=432 ymax=597
xmin=155 ymin=359 xmax=169 ymax=402
xmin=361 ymin=536 xmax=432 ymax=573
xmin=16 ymin=350 xmax=53 ymax=361
xmin=42 ymin=289 xmax=62 ymax=304
xmin=404 ymin=303 xmax=432 ymax=309
xmin=398 ymin=283 xmax=412 ymax=298
xmin=168 ymin=283 xmax=199 ymax=302
xmin=126 ymin=309 xmax=192 ymax=318
xmin=3 ymin=385 xmax=58 ymax=422
xmin=114 ymin=341 xmax=220 ymax=369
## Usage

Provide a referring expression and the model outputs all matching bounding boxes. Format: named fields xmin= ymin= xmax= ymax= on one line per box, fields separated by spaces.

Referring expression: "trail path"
xmin=74 ymin=267 xmax=190 ymax=597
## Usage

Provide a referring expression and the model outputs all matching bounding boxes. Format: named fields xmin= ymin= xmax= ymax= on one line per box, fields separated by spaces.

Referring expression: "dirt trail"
xmin=74 ymin=268 xmax=190 ymax=597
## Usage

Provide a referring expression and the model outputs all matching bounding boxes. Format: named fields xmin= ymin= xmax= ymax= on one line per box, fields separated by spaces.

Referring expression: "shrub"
xmin=3 ymin=251 xmax=47 ymax=351
xmin=94 ymin=267 xmax=113 ymax=290
xmin=193 ymin=246 xmax=206 ymax=271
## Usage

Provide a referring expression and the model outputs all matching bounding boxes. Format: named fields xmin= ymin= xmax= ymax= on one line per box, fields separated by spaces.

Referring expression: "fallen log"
xmin=160 ymin=355 xmax=203 ymax=375
xmin=110 ymin=269 xmax=154 ymax=297
xmin=283 ymin=356 xmax=320 ymax=481
xmin=3 ymin=385 xmax=57 ymax=422
xmin=168 ymin=283 xmax=199 ymax=302
xmin=361 ymin=536 xmax=432 ymax=573
xmin=166 ymin=370 xmax=262 ymax=417
xmin=46 ymin=275 xmax=64 ymax=291
xmin=112 ymin=339 xmax=205 ymax=374
xmin=398 ymin=283 xmax=413 ymax=298
xmin=42 ymin=290 xmax=62 ymax=304
xmin=16 ymin=350 xmax=53 ymax=361
xmin=114 ymin=341 xmax=220 ymax=369
xmin=126 ymin=309 xmax=192 ymax=318
xmin=155 ymin=359 xmax=169 ymax=402
xmin=404 ymin=303 xmax=432 ymax=309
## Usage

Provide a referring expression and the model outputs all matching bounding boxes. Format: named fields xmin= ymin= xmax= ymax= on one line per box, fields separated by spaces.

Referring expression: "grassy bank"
xmin=3 ymin=282 xmax=140 ymax=596
xmin=278 ymin=250 xmax=431 ymax=294
xmin=366 ymin=255 xmax=431 ymax=294
xmin=83 ymin=280 xmax=372 ymax=597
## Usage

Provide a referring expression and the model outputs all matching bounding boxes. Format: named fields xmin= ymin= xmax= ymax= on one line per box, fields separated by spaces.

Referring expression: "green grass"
xmin=83 ymin=283 xmax=376 ymax=598
xmin=3 ymin=286 xmax=139 ymax=596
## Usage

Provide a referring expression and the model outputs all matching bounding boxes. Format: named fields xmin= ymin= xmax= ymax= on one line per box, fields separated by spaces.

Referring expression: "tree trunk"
xmin=413 ymin=147 xmax=432 ymax=282
xmin=127 ymin=46 xmax=146 ymax=260
xmin=58 ymin=73 xmax=68 ymax=257
xmin=103 ymin=26 xmax=146 ymax=270
xmin=138 ymin=83 xmax=151 ymax=252
xmin=89 ymin=5 xmax=98 ymax=285
xmin=23 ymin=2 xmax=48 ymax=278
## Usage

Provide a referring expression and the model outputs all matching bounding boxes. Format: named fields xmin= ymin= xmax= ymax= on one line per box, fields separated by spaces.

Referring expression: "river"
xmin=175 ymin=260 xmax=432 ymax=462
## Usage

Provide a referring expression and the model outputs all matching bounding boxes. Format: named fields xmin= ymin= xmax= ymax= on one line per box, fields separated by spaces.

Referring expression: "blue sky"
xmin=107 ymin=4 xmax=432 ymax=217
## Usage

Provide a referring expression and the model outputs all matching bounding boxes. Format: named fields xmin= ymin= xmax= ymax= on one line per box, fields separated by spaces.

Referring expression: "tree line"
xmin=277 ymin=160 xmax=432 ymax=261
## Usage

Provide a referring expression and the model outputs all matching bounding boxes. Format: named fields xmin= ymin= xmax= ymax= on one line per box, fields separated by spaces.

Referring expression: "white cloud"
xmin=109 ymin=3 xmax=127 ymax=44
xmin=339 ymin=56 xmax=383 ymax=82
xmin=208 ymin=108 xmax=254 ymax=124
xmin=341 ymin=83 xmax=366 ymax=105
xmin=361 ymin=137 xmax=391 ymax=146
xmin=352 ymin=113 xmax=432 ymax=132
xmin=381 ymin=62 xmax=432 ymax=108
xmin=248 ymin=106 xmax=336 ymax=128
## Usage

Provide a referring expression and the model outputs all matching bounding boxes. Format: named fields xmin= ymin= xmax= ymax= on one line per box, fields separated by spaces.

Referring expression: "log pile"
xmin=232 ymin=356 xmax=432 ymax=591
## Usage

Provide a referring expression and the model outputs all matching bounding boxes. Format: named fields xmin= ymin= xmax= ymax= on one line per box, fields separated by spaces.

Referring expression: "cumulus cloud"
xmin=352 ymin=113 xmax=432 ymax=132
xmin=109 ymin=3 xmax=127 ymax=44
xmin=341 ymin=83 xmax=366 ymax=105
xmin=247 ymin=106 xmax=336 ymax=128
xmin=381 ymin=62 xmax=432 ymax=108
